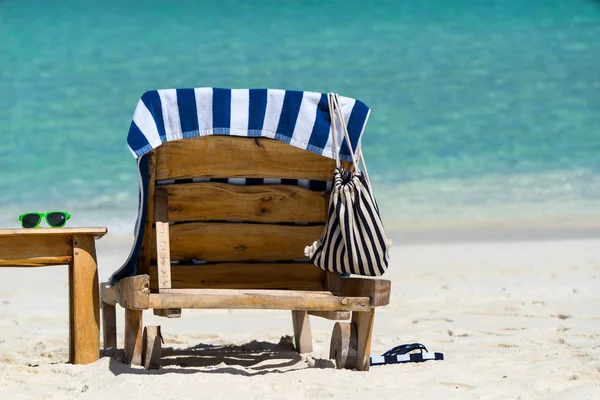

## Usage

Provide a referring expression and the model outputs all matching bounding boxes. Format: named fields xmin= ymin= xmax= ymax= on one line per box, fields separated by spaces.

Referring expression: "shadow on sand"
xmin=105 ymin=335 xmax=335 ymax=376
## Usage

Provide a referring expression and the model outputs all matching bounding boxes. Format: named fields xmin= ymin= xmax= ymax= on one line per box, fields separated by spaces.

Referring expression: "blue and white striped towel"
xmin=108 ymin=88 xmax=371 ymax=283
xmin=126 ymin=87 xmax=371 ymax=161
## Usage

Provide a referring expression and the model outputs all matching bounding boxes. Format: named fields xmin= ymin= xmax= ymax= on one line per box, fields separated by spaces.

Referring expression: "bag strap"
xmin=328 ymin=92 xmax=359 ymax=171
xmin=328 ymin=93 xmax=372 ymax=184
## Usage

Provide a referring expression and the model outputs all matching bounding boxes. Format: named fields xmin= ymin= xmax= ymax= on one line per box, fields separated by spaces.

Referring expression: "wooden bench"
xmin=101 ymin=136 xmax=390 ymax=370
xmin=0 ymin=227 xmax=107 ymax=364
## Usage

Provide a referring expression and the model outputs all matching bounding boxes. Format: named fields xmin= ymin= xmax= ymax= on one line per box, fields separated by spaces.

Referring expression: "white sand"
xmin=1 ymin=233 xmax=599 ymax=399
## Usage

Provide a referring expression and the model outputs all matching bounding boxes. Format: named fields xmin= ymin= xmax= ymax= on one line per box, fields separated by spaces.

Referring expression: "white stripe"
xmin=228 ymin=178 xmax=246 ymax=185
xmin=262 ymin=89 xmax=286 ymax=136
xmin=324 ymin=96 xmax=357 ymax=161
xmin=194 ymin=87 xmax=213 ymax=133
xmin=370 ymin=355 xmax=385 ymax=364
xmin=132 ymin=100 xmax=162 ymax=147
xmin=338 ymin=96 xmax=356 ymax=130
xmin=230 ymin=89 xmax=250 ymax=133
xmin=158 ymin=89 xmax=183 ymax=140
xmin=297 ymin=179 xmax=310 ymax=189
xmin=291 ymin=91 xmax=320 ymax=144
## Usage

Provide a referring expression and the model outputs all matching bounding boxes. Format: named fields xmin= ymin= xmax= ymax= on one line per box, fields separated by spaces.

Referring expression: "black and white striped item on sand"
xmin=370 ymin=343 xmax=444 ymax=366
xmin=304 ymin=93 xmax=392 ymax=277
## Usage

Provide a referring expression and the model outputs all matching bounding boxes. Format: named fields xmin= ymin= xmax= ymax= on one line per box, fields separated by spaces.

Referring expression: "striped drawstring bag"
xmin=304 ymin=93 xmax=392 ymax=276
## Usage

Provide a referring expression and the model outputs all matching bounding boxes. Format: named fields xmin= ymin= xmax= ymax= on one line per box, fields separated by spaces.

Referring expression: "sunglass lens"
xmin=22 ymin=214 xmax=41 ymax=228
xmin=46 ymin=212 xmax=67 ymax=227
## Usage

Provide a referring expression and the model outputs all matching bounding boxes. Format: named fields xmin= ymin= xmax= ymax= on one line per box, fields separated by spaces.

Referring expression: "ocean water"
xmin=1 ymin=0 xmax=599 ymax=234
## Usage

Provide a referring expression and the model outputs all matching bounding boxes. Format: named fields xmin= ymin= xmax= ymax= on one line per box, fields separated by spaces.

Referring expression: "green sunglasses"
xmin=19 ymin=211 xmax=71 ymax=228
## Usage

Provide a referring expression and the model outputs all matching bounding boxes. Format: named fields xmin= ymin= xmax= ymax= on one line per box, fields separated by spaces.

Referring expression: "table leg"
xmin=69 ymin=235 xmax=100 ymax=364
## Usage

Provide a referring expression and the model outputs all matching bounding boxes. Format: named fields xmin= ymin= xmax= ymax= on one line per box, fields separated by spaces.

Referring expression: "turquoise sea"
xmin=1 ymin=0 xmax=599 ymax=234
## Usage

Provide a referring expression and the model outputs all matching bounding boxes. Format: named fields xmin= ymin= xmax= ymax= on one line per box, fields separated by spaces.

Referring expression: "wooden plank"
xmin=142 ymin=326 xmax=162 ymax=370
xmin=308 ymin=311 xmax=351 ymax=320
xmin=120 ymin=275 xmax=150 ymax=310
xmin=326 ymin=271 xmax=342 ymax=295
xmin=138 ymin=151 xmax=157 ymax=276
xmin=100 ymin=281 xmax=119 ymax=306
xmin=124 ymin=308 xmax=143 ymax=366
xmin=69 ymin=235 xmax=100 ymax=364
xmin=0 ymin=235 xmax=73 ymax=267
xmin=149 ymin=289 xmax=371 ymax=311
xmin=0 ymin=227 xmax=107 ymax=238
xmin=292 ymin=310 xmax=313 ymax=353
xmin=148 ymin=263 xmax=326 ymax=291
xmin=340 ymin=278 xmax=391 ymax=307
xmin=153 ymin=308 xmax=182 ymax=318
xmin=166 ymin=182 xmax=330 ymax=223
xmin=102 ymin=303 xmax=117 ymax=350
xmin=154 ymin=187 xmax=172 ymax=290
xmin=155 ymin=135 xmax=341 ymax=181
xmin=352 ymin=309 xmax=375 ymax=371
xmin=152 ymin=223 xmax=324 ymax=262
xmin=0 ymin=256 xmax=72 ymax=267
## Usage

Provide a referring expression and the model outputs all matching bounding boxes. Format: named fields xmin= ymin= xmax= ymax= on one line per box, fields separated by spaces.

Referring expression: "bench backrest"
xmin=137 ymin=135 xmax=348 ymax=293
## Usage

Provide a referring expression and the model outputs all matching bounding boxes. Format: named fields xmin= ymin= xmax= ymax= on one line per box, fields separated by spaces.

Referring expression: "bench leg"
xmin=69 ymin=235 xmax=100 ymax=364
xmin=124 ymin=308 xmax=143 ymax=365
xmin=102 ymin=302 xmax=117 ymax=351
xmin=291 ymin=310 xmax=313 ymax=354
xmin=352 ymin=309 xmax=375 ymax=371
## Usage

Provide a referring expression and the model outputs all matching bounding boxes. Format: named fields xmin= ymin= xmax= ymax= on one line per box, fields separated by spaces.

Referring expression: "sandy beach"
xmin=1 ymin=229 xmax=599 ymax=400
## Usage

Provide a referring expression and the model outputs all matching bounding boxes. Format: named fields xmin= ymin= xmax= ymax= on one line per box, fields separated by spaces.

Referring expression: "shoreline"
xmin=96 ymin=215 xmax=600 ymax=250
xmin=385 ymin=216 xmax=600 ymax=244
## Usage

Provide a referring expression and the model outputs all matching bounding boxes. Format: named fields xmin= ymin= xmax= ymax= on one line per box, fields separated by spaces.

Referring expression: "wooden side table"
xmin=0 ymin=227 xmax=107 ymax=364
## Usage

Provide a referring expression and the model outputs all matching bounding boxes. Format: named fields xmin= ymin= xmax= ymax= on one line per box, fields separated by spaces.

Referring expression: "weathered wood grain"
xmin=148 ymin=263 xmax=326 ymax=291
xmin=155 ymin=136 xmax=341 ymax=181
xmin=151 ymin=222 xmax=323 ymax=262
xmin=165 ymin=182 xmax=329 ymax=223
xmin=149 ymin=289 xmax=371 ymax=311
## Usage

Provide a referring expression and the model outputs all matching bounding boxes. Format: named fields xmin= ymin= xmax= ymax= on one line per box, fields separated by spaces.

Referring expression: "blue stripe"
xmin=212 ymin=88 xmax=231 ymax=132
xmin=140 ymin=90 xmax=166 ymax=140
xmin=307 ymin=93 xmax=329 ymax=155
xmin=340 ymin=99 xmax=370 ymax=159
xmin=127 ymin=121 xmax=150 ymax=155
xmin=248 ymin=89 xmax=267 ymax=131
xmin=176 ymin=88 xmax=199 ymax=135
xmin=276 ymin=90 xmax=304 ymax=140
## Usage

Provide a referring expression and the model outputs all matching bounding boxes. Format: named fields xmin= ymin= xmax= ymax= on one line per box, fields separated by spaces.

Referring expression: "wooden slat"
xmin=124 ymin=309 xmax=143 ymax=365
xmin=308 ymin=311 xmax=351 ymax=320
xmin=292 ymin=310 xmax=313 ymax=353
xmin=352 ymin=310 xmax=375 ymax=371
xmin=149 ymin=289 xmax=371 ymax=311
xmin=148 ymin=263 xmax=326 ymax=291
xmin=0 ymin=227 xmax=107 ymax=238
xmin=155 ymin=136 xmax=342 ymax=181
xmin=0 ymin=257 xmax=72 ymax=267
xmin=138 ymin=151 xmax=157 ymax=276
xmin=340 ymin=277 xmax=391 ymax=307
xmin=152 ymin=223 xmax=324 ymax=262
xmin=0 ymin=235 xmax=73 ymax=266
xmin=154 ymin=187 xmax=172 ymax=290
xmin=69 ymin=235 xmax=101 ymax=364
xmin=102 ymin=303 xmax=117 ymax=350
xmin=166 ymin=182 xmax=329 ymax=223
xmin=153 ymin=308 xmax=181 ymax=318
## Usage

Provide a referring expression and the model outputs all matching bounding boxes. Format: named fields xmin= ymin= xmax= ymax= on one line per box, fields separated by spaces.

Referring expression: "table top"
xmin=0 ymin=227 xmax=108 ymax=239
